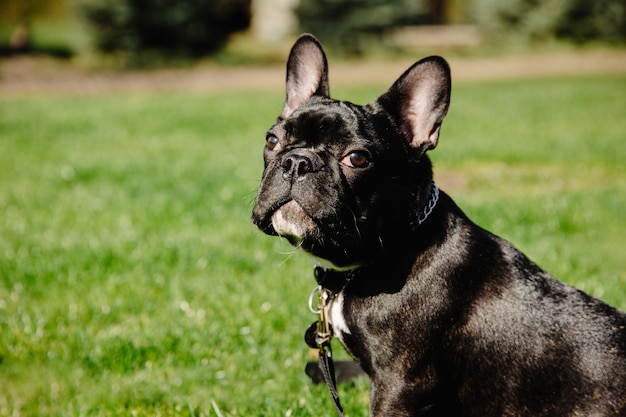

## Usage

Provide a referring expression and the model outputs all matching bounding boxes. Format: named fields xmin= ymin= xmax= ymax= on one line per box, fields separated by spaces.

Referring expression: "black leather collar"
xmin=314 ymin=266 xmax=353 ymax=293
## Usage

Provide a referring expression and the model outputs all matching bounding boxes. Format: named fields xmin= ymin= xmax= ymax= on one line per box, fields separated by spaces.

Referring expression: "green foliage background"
xmin=470 ymin=0 xmax=626 ymax=44
xmin=74 ymin=0 xmax=250 ymax=64
xmin=298 ymin=0 xmax=626 ymax=52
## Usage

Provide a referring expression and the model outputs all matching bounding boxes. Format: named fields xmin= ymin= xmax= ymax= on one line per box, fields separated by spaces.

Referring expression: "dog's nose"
xmin=281 ymin=153 xmax=314 ymax=182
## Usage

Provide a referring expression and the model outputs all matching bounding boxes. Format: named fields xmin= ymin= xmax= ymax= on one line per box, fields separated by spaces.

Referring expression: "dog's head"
xmin=252 ymin=34 xmax=451 ymax=269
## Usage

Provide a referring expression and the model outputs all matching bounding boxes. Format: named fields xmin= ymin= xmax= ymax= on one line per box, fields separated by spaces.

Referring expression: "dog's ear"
xmin=279 ymin=34 xmax=330 ymax=120
xmin=374 ymin=56 xmax=451 ymax=154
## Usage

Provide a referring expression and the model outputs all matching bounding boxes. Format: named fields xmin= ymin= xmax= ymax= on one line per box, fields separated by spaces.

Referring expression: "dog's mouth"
xmin=264 ymin=200 xmax=361 ymax=270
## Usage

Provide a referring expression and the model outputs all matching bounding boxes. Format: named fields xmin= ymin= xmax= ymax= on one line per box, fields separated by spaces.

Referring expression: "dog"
xmin=251 ymin=34 xmax=626 ymax=417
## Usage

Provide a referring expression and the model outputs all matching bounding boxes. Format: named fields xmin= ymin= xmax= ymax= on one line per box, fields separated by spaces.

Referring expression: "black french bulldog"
xmin=251 ymin=34 xmax=626 ymax=416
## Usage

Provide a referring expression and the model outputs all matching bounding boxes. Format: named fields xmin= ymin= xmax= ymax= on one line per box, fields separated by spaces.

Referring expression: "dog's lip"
xmin=270 ymin=198 xmax=313 ymax=221
xmin=254 ymin=195 xmax=312 ymax=237
xmin=253 ymin=198 xmax=291 ymax=235
xmin=268 ymin=198 xmax=295 ymax=219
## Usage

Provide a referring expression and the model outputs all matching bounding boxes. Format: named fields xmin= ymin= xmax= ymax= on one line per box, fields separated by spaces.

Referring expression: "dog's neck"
xmin=314 ymin=181 xmax=440 ymax=293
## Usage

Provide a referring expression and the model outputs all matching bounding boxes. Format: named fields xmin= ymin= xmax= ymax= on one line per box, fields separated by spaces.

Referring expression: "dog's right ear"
xmin=279 ymin=34 xmax=330 ymax=121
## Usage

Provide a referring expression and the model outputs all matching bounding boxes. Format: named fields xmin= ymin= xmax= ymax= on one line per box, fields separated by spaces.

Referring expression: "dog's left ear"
xmin=279 ymin=34 xmax=330 ymax=120
xmin=374 ymin=56 xmax=451 ymax=154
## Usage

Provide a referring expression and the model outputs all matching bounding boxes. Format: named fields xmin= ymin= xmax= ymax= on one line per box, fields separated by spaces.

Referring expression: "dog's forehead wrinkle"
xmin=282 ymin=103 xmax=366 ymax=150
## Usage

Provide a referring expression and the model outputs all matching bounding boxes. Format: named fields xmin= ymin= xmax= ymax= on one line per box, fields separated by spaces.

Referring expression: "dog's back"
xmin=444 ymin=215 xmax=626 ymax=415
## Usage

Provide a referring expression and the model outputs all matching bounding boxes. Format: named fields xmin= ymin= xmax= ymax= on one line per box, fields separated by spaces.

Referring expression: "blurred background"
xmin=0 ymin=0 xmax=625 ymax=67
xmin=1 ymin=2 xmax=625 ymax=417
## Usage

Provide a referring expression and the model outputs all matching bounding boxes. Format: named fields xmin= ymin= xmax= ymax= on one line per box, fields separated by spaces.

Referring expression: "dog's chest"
xmin=328 ymin=291 xmax=351 ymax=341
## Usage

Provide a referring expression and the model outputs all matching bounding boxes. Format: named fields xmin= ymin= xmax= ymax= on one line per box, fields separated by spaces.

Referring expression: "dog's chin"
xmin=271 ymin=200 xmax=360 ymax=271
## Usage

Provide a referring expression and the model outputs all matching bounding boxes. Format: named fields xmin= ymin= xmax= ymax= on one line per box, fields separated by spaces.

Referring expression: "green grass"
xmin=0 ymin=74 xmax=625 ymax=416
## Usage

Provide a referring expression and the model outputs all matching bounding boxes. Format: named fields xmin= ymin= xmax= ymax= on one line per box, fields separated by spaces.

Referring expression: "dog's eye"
xmin=265 ymin=135 xmax=281 ymax=151
xmin=341 ymin=151 xmax=369 ymax=168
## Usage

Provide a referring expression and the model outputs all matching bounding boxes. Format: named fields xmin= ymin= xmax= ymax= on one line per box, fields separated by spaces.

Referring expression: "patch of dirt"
xmin=1 ymin=49 xmax=625 ymax=95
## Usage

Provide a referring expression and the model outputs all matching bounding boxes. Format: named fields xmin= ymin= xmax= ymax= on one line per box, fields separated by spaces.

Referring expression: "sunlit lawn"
xmin=0 ymin=73 xmax=624 ymax=416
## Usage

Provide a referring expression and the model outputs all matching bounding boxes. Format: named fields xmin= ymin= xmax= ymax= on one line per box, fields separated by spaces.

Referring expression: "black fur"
xmin=252 ymin=34 xmax=626 ymax=417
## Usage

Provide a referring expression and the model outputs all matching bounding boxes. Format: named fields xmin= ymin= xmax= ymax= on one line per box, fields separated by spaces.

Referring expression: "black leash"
xmin=318 ymin=338 xmax=344 ymax=416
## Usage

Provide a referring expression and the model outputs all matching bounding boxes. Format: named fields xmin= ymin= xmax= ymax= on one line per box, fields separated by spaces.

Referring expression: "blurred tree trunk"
xmin=0 ymin=0 xmax=63 ymax=51
xmin=427 ymin=0 xmax=446 ymax=23
xmin=9 ymin=23 xmax=30 ymax=51
xmin=426 ymin=0 xmax=468 ymax=24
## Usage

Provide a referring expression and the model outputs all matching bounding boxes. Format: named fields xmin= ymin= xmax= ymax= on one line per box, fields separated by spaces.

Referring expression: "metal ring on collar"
xmin=308 ymin=285 xmax=322 ymax=314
